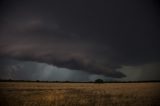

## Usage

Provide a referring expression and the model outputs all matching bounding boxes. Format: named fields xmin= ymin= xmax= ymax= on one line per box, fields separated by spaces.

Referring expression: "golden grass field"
xmin=0 ymin=82 xmax=160 ymax=106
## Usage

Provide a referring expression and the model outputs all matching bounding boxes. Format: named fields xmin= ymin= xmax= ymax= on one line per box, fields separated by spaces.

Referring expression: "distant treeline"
xmin=0 ymin=79 xmax=160 ymax=83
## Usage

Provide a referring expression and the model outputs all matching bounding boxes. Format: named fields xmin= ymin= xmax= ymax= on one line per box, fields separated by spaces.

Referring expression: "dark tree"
xmin=94 ymin=79 xmax=104 ymax=83
xmin=36 ymin=80 xmax=40 ymax=82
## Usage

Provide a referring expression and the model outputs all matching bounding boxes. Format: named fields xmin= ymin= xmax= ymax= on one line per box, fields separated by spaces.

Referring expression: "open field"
xmin=0 ymin=82 xmax=160 ymax=106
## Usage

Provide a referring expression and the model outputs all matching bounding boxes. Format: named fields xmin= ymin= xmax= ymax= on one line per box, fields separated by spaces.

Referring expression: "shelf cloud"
xmin=0 ymin=0 xmax=160 ymax=81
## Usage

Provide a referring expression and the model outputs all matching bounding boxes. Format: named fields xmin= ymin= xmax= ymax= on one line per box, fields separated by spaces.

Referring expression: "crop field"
xmin=0 ymin=82 xmax=160 ymax=106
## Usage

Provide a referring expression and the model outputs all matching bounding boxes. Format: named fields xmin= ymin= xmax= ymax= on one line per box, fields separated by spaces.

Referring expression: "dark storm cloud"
xmin=0 ymin=0 xmax=160 ymax=80
xmin=0 ymin=58 xmax=107 ymax=81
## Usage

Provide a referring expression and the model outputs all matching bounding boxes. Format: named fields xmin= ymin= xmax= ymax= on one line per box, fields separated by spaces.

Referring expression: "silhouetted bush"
xmin=94 ymin=79 xmax=104 ymax=83
xmin=36 ymin=80 xmax=40 ymax=82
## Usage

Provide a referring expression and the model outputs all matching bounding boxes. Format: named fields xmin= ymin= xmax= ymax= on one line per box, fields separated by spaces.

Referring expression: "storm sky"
xmin=0 ymin=0 xmax=160 ymax=81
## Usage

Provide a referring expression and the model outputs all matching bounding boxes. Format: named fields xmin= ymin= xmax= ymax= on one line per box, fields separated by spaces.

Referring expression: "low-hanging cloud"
xmin=0 ymin=33 xmax=125 ymax=78
xmin=0 ymin=0 xmax=160 ymax=80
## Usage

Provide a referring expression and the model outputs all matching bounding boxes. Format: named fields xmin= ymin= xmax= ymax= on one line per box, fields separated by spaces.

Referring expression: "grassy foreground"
xmin=0 ymin=82 xmax=160 ymax=106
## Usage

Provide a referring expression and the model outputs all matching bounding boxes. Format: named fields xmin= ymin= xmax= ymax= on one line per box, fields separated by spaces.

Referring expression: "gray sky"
xmin=0 ymin=0 xmax=160 ymax=81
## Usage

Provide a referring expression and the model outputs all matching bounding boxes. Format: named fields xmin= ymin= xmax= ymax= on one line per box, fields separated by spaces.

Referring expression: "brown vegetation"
xmin=0 ymin=82 xmax=160 ymax=106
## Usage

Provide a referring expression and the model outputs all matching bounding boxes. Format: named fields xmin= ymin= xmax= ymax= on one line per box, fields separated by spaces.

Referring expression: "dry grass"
xmin=0 ymin=82 xmax=160 ymax=106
